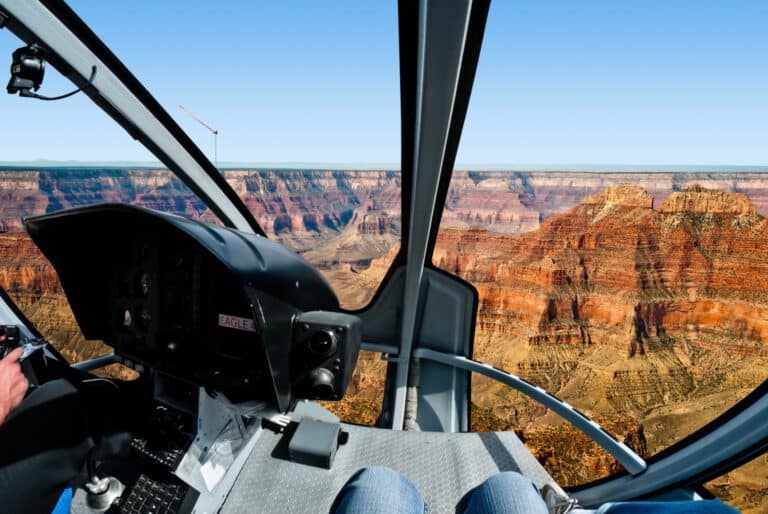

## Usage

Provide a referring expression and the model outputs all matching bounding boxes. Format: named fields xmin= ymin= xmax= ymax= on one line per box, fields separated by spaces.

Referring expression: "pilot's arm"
xmin=0 ymin=347 xmax=29 ymax=425
xmin=0 ymin=346 xmax=97 ymax=514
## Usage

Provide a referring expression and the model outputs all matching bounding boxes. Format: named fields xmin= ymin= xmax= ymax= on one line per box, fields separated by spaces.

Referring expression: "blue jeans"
xmin=331 ymin=467 xmax=548 ymax=514
xmin=331 ymin=467 xmax=428 ymax=514
xmin=331 ymin=467 xmax=741 ymax=514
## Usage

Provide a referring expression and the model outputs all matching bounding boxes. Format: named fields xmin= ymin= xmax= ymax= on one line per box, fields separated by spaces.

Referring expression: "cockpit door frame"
xmin=385 ymin=0 xmax=490 ymax=431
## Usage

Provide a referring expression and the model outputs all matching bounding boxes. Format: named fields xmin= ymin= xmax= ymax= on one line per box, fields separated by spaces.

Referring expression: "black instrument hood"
xmin=25 ymin=203 xmax=338 ymax=315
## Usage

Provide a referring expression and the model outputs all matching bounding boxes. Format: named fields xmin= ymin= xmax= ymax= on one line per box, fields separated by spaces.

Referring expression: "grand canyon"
xmin=1 ymin=167 xmax=767 ymax=512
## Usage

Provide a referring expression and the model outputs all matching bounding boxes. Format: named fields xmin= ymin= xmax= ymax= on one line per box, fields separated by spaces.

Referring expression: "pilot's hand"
xmin=0 ymin=347 xmax=29 ymax=426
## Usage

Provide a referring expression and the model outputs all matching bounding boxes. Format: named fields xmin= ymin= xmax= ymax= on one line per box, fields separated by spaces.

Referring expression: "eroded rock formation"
xmin=3 ymin=168 xmax=768 ymax=492
xmin=433 ymin=185 xmax=768 ymax=485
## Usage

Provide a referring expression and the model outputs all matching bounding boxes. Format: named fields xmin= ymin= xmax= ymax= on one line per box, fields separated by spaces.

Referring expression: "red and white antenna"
xmin=178 ymin=104 xmax=219 ymax=167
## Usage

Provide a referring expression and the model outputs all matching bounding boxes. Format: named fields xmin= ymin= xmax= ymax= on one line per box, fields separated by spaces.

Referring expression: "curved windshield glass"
xmin=0 ymin=19 xmax=177 ymax=375
xmin=0 ymin=3 xmax=398 ymax=409
xmin=76 ymin=1 xmax=404 ymax=310
xmin=0 ymin=166 xmax=210 ymax=375
xmin=234 ymin=168 xmax=401 ymax=310
xmin=10 ymin=5 xmax=766 ymax=500
xmin=434 ymin=0 xmax=768 ymax=499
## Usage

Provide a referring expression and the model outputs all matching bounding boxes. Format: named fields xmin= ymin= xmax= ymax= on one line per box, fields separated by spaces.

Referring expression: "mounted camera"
xmin=6 ymin=45 xmax=44 ymax=95
xmin=291 ymin=311 xmax=361 ymax=401
xmin=7 ymin=44 xmax=95 ymax=100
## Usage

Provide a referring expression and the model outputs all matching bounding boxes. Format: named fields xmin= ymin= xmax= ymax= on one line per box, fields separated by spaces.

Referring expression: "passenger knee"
xmin=333 ymin=467 xmax=426 ymax=514
xmin=479 ymin=471 xmax=538 ymax=493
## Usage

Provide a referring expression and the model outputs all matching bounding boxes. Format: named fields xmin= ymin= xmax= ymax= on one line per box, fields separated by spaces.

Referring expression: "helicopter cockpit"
xmin=0 ymin=1 xmax=767 ymax=513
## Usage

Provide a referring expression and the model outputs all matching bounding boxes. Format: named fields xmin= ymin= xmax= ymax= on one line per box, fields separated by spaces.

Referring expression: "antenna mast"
xmin=178 ymin=104 xmax=219 ymax=167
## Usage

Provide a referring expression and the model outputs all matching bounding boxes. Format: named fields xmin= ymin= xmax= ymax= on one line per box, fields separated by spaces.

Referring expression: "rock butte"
xmin=429 ymin=184 xmax=768 ymax=485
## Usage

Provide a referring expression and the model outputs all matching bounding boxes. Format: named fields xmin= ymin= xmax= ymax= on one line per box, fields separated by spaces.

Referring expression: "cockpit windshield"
xmin=431 ymin=0 xmax=768 ymax=501
xmin=1 ymin=2 xmax=402 ymax=308
xmin=0 ymin=3 xmax=401 ymax=377
xmin=1 ymin=2 xmax=767 ymax=511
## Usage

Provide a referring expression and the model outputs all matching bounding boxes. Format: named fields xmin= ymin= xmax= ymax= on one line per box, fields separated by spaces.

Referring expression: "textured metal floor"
xmin=221 ymin=424 xmax=562 ymax=514
xmin=70 ymin=425 xmax=562 ymax=514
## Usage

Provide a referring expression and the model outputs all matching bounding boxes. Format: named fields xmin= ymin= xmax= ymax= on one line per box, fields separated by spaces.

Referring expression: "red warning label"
xmin=218 ymin=314 xmax=256 ymax=332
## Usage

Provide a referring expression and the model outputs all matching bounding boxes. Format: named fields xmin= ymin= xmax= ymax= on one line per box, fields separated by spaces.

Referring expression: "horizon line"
xmin=2 ymin=160 xmax=768 ymax=172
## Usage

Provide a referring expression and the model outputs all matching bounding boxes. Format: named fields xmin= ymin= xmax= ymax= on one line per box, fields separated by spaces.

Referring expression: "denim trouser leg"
xmin=332 ymin=466 xmax=428 ymax=514
xmin=331 ymin=468 xmax=550 ymax=514
xmin=461 ymin=471 xmax=549 ymax=514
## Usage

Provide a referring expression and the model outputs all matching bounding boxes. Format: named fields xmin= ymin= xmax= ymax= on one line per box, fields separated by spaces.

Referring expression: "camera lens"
xmin=308 ymin=330 xmax=337 ymax=356
xmin=308 ymin=368 xmax=336 ymax=398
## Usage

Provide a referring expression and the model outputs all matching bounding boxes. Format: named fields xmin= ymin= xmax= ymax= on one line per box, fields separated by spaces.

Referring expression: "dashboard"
xmin=25 ymin=204 xmax=359 ymax=412
xmin=108 ymin=229 xmax=268 ymax=399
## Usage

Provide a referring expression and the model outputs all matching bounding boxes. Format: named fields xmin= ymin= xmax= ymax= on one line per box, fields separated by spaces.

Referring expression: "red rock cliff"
xmin=435 ymin=185 xmax=768 ymax=450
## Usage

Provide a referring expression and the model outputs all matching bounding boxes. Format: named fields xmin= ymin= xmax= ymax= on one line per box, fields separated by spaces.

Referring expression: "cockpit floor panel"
xmin=221 ymin=423 xmax=562 ymax=514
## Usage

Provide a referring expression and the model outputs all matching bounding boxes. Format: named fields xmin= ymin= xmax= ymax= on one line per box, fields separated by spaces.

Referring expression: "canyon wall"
xmin=440 ymin=171 xmax=768 ymax=234
xmin=433 ymin=184 xmax=768 ymax=490
xmin=6 ymin=167 xmax=768 ymax=251
xmin=2 ymin=168 xmax=768 ymax=505
xmin=0 ymin=231 xmax=122 ymax=367
xmin=5 ymin=166 xmax=768 ymax=305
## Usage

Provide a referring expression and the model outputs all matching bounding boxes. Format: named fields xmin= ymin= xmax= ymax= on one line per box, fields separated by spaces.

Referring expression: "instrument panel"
xmin=25 ymin=204 xmax=345 ymax=411
xmin=108 ymin=230 xmax=269 ymax=399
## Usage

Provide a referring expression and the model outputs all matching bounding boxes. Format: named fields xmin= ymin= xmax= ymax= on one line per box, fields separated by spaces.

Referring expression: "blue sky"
xmin=0 ymin=1 xmax=766 ymax=166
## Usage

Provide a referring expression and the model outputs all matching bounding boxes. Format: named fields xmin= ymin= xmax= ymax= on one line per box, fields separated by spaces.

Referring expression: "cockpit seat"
xmin=51 ymin=487 xmax=72 ymax=514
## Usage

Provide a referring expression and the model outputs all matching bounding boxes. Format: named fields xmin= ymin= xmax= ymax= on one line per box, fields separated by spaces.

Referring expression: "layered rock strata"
xmin=433 ymin=185 xmax=768 ymax=485
xmin=3 ymin=168 xmax=768 ymax=492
